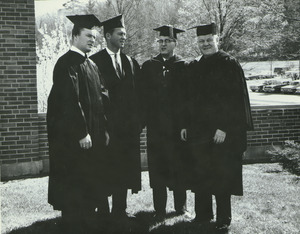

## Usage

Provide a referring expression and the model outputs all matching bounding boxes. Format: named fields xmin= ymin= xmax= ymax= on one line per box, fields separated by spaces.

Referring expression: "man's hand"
xmin=79 ymin=134 xmax=92 ymax=149
xmin=181 ymin=129 xmax=187 ymax=141
xmin=213 ymin=129 xmax=226 ymax=144
xmin=105 ymin=131 xmax=110 ymax=146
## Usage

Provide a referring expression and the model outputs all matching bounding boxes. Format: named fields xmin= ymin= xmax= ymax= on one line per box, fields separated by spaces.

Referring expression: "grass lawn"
xmin=1 ymin=163 xmax=299 ymax=234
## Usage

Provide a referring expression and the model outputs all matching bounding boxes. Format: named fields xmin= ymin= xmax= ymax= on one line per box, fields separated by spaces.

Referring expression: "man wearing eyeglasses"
xmin=140 ymin=25 xmax=190 ymax=221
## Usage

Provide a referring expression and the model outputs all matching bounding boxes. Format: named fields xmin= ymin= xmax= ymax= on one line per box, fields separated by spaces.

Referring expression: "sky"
xmin=34 ymin=0 xmax=68 ymax=17
xmin=34 ymin=0 xmax=106 ymax=17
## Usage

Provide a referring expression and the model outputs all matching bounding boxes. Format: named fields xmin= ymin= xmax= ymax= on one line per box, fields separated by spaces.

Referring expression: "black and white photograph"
xmin=1 ymin=0 xmax=299 ymax=233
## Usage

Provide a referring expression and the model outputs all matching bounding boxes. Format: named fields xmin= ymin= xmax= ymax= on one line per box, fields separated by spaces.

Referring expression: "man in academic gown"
xmin=46 ymin=14 xmax=110 ymax=233
xmin=181 ymin=23 xmax=253 ymax=231
xmin=90 ymin=15 xmax=141 ymax=220
xmin=140 ymin=26 xmax=190 ymax=220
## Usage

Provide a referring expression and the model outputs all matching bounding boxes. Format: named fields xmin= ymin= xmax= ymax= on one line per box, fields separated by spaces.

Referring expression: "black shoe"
xmin=216 ymin=223 xmax=229 ymax=229
xmin=191 ymin=216 xmax=213 ymax=223
xmin=191 ymin=219 xmax=213 ymax=233
xmin=216 ymin=223 xmax=230 ymax=233
xmin=176 ymin=210 xmax=193 ymax=220
xmin=112 ymin=211 xmax=135 ymax=219
xmin=153 ymin=212 xmax=166 ymax=222
xmin=126 ymin=212 xmax=136 ymax=219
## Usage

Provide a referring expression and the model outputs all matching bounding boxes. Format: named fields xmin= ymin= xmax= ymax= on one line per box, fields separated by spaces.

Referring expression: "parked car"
xmin=274 ymin=67 xmax=285 ymax=75
xmin=247 ymin=75 xmax=275 ymax=80
xmin=295 ymin=86 xmax=300 ymax=95
xmin=248 ymin=75 xmax=261 ymax=80
xmin=250 ymin=80 xmax=272 ymax=92
xmin=281 ymin=81 xmax=300 ymax=94
xmin=263 ymin=80 xmax=290 ymax=93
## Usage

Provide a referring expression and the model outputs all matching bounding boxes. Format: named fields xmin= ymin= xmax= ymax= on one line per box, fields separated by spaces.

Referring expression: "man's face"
xmin=157 ymin=36 xmax=176 ymax=57
xmin=73 ymin=28 xmax=97 ymax=53
xmin=197 ymin=34 xmax=219 ymax=56
xmin=107 ymin=27 xmax=127 ymax=49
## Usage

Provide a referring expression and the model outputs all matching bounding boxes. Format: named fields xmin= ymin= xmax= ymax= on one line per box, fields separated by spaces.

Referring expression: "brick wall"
xmin=33 ymin=105 xmax=300 ymax=177
xmin=38 ymin=113 xmax=49 ymax=173
xmin=0 ymin=0 xmax=41 ymax=179
xmin=248 ymin=105 xmax=300 ymax=146
xmin=245 ymin=105 xmax=300 ymax=161
xmin=2 ymin=105 xmax=300 ymax=179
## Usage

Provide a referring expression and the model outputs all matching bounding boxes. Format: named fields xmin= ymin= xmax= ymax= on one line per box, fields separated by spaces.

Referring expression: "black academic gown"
xmin=47 ymin=50 xmax=109 ymax=210
xmin=184 ymin=50 xmax=253 ymax=195
xmin=140 ymin=54 xmax=187 ymax=189
xmin=90 ymin=49 xmax=141 ymax=193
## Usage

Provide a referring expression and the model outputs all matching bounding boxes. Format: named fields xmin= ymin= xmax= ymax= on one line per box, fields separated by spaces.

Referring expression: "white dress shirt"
xmin=70 ymin=46 xmax=86 ymax=58
xmin=106 ymin=47 xmax=122 ymax=72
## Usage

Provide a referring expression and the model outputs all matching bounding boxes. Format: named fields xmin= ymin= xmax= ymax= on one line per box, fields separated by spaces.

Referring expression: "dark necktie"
xmin=114 ymin=54 xmax=122 ymax=79
xmin=84 ymin=54 xmax=91 ymax=67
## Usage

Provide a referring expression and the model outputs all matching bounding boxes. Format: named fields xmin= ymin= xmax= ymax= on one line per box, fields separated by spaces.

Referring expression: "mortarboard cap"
xmin=153 ymin=25 xmax=185 ymax=39
xmin=188 ymin=23 xmax=217 ymax=36
xmin=66 ymin=14 xmax=101 ymax=29
xmin=100 ymin=15 xmax=125 ymax=34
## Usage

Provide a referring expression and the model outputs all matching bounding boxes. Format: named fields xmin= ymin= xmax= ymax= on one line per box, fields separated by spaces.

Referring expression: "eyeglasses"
xmin=157 ymin=39 xmax=175 ymax=44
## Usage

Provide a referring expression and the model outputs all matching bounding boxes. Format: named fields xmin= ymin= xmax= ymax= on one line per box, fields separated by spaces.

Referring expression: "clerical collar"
xmin=203 ymin=51 xmax=219 ymax=59
xmin=106 ymin=47 xmax=120 ymax=56
xmin=70 ymin=46 xmax=86 ymax=58
xmin=161 ymin=54 xmax=173 ymax=61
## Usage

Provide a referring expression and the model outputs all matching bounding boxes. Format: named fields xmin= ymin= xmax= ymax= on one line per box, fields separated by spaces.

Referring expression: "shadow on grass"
xmin=7 ymin=211 xmax=228 ymax=234
xmin=149 ymin=219 xmax=227 ymax=234
xmin=149 ymin=222 xmax=223 ymax=234
xmin=265 ymin=169 xmax=282 ymax=173
xmin=137 ymin=211 xmax=226 ymax=234
xmin=7 ymin=218 xmax=63 ymax=234
xmin=6 ymin=215 xmax=150 ymax=234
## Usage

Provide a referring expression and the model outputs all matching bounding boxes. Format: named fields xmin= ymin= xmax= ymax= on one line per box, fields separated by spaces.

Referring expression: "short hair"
xmin=72 ymin=25 xmax=84 ymax=38
xmin=104 ymin=28 xmax=115 ymax=40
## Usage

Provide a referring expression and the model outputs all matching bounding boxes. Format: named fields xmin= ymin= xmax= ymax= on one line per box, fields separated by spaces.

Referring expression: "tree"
xmin=175 ymin=0 xmax=249 ymax=59
xmin=35 ymin=0 xmax=300 ymax=111
xmin=280 ymin=0 xmax=300 ymax=60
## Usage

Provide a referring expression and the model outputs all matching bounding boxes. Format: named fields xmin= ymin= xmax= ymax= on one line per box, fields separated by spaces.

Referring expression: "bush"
xmin=267 ymin=140 xmax=300 ymax=175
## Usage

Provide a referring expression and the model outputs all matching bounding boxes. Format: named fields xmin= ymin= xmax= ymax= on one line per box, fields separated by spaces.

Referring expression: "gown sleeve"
xmin=49 ymin=60 xmax=88 ymax=142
